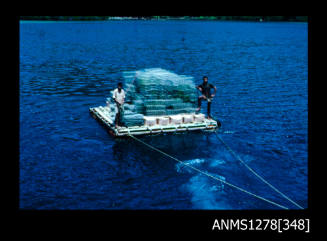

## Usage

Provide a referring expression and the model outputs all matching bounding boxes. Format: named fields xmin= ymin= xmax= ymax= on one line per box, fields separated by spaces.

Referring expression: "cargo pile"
xmin=108 ymin=68 xmax=199 ymax=127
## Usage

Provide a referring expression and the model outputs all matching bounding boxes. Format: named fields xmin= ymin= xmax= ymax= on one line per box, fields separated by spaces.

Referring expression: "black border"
xmin=13 ymin=15 xmax=314 ymax=237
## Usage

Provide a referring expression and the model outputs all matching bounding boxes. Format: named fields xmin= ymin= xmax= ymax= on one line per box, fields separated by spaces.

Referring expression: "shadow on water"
xmin=112 ymin=130 xmax=216 ymax=164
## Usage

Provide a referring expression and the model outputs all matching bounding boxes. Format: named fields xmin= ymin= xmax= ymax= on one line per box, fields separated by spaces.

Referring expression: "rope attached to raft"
xmin=128 ymin=133 xmax=293 ymax=210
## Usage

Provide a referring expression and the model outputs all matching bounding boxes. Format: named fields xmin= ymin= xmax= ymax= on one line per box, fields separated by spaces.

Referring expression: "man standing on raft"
xmin=113 ymin=82 xmax=125 ymax=128
xmin=196 ymin=76 xmax=217 ymax=119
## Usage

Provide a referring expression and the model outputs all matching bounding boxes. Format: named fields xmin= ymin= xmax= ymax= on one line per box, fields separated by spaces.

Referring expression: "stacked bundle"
xmin=122 ymin=113 xmax=145 ymax=127
xmin=123 ymin=68 xmax=198 ymax=118
xmin=107 ymin=68 xmax=199 ymax=127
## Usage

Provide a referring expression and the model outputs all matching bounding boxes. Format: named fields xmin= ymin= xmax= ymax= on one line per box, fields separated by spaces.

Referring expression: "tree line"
xmin=20 ymin=16 xmax=308 ymax=22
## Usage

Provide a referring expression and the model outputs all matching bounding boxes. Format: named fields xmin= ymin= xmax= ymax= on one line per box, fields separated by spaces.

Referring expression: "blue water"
xmin=19 ymin=20 xmax=308 ymax=209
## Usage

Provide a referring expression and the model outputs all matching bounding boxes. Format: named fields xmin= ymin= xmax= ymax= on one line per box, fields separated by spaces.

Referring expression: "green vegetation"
xmin=20 ymin=16 xmax=308 ymax=22
xmin=20 ymin=16 xmax=109 ymax=21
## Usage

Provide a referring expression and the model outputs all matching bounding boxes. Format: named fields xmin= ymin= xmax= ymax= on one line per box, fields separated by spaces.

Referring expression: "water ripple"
xmin=20 ymin=21 xmax=308 ymax=209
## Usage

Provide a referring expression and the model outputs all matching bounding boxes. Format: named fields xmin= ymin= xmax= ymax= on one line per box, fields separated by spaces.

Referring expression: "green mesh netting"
xmin=123 ymin=68 xmax=198 ymax=120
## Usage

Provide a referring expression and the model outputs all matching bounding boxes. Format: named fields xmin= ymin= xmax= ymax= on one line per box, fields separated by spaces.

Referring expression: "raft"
xmin=89 ymin=105 xmax=219 ymax=137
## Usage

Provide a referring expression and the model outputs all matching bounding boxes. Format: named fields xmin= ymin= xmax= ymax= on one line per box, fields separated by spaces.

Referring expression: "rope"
xmin=128 ymin=134 xmax=289 ymax=210
xmin=214 ymin=131 xmax=304 ymax=209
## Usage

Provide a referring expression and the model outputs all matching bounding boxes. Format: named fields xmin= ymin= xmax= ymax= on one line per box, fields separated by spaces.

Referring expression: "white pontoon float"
xmin=89 ymin=105 xmax=220 ymax=137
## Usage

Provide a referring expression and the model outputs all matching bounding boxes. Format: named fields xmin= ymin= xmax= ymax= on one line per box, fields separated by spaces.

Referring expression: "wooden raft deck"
xmin=89 ymin=106 xmax=219 ymax=137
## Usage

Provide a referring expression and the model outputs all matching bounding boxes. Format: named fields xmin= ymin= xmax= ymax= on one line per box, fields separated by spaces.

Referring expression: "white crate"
xmin=157 ymin=116 xmax=169 ymax=126
xmin=194 ymin=113 xmax=205 ymax=123
xmin=182 ymin=114 xmax=194 ymax=124
xmin=169 ymin=115 xmax=183 ymax=125
xmin=144 ymin=116 xmax=157 ymax=126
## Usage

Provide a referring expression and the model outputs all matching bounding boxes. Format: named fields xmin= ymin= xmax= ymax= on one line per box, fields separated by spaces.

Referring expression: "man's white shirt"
xmin=113 ymin=88 xmax=125 ymax=105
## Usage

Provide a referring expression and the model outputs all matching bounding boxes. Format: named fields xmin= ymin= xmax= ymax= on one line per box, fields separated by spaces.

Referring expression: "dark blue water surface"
xmin=20 ymin=20 xmax=308 ymax=209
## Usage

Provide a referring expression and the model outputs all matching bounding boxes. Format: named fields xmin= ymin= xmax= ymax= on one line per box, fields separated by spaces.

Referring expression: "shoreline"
xmin=19 ymin=16 xmax=308 ymax=22
xmin=19 ymin=19 xmax=308 ymax=24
